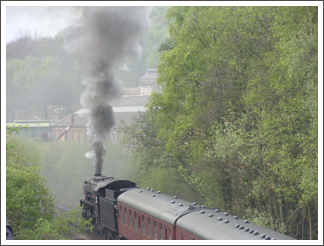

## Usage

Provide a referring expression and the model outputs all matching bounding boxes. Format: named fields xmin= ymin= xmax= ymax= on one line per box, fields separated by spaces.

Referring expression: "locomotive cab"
xmin=80 ymin=175 xmax=136 ymax=239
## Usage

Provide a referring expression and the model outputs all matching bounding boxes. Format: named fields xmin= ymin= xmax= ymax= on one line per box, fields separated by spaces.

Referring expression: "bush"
xmin=6 ymin=129 xmax=91 ymax=240
xmin=6 ymin=133 xmax=55 ymax=239
xmin=18 ymin=206 xmax=92 ymax=240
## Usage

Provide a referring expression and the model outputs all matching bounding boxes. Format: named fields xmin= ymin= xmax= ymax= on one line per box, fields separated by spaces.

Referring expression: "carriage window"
xmin=169 ymin=227 xmax=172 ymax=240
xmin=129 ymin=209 xmax=132 ymax=229
xmin=141 ymin=215 xmax=146 ymax=235
xmin=135 ymin=212 xmax=138 ymax=231
xmin=159 ymin=223 xmax=163 ymax=240
xmin=120 ymin=205 xmax=123 ymax=223
xmin=124 ymin=207 xmax=128 ymax=225
xmin=147 ymin=217 xmax=151 ymax=238
xmin=153 ymin=220 xmax=157 ymax=240
xmin=187 ymin=235 xmax=190 ymax=240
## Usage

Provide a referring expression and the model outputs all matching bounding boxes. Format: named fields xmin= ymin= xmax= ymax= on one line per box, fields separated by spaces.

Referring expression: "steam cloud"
xmin=65 ymin=6 xmax=152 ymax=175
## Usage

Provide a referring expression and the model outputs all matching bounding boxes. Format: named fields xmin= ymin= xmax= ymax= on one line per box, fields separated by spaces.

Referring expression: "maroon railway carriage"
xmin=117 ymin=187 xmax=296 ymax=240
xmin=117 ymin=187 xmax=198 ymax=240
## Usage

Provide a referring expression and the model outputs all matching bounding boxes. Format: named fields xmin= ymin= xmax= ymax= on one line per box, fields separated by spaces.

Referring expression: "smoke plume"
xmin=65 ymin=6 xmax=152 ymax=175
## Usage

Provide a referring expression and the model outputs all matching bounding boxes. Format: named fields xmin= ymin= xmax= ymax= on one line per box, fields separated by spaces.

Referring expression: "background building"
xmin=6 ymin=120 xmax=58 ymax=140
xmin=139 ymin=68 xmax=157 ymax=86
xmin=51 ymin=95 xmax=149 ymax=144
xmin=7 ymin=69 xmax=157 ymax=142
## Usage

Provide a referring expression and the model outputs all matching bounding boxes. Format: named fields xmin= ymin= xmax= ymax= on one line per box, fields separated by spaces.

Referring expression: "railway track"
xmin=55 ymin=202 xmax=104 ymax=240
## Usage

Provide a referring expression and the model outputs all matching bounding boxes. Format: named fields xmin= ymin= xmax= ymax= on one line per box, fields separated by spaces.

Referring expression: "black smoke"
xmin=65 ymin=6 xmax=152 ymax=175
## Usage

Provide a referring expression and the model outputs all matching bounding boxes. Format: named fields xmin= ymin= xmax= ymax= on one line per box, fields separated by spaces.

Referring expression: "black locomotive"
xmin=80 ymin=175 xmax=136 ymax=239
xmin=80 ymin=174 xmax=296 ymax=240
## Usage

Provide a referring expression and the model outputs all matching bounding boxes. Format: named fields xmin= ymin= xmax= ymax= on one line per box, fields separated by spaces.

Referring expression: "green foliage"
xmin=6 ymin=128 xmax=42 ymax=163
xmin=6 ymin=125 xmax=28 ymax=151
xmin=5 ymin=6 xmax=318 ymax=240
xmin=6 ymin=134 xmax=55 ymax=239
xmin=144 ymin=6 xmax=169 ymax=69
xmin=17 ymin=206 xmax=92 ymax=240
xmin=245 ymin=207 xmax=287 ymax=234
xmin=6 ymin=125 xmax=24 ymax=135
xmin=6 ymin=163 xmax=55 ymax=236
xmin=6 ymin=133 xmax=93 ymax=240
xmin=121 ymin=110 xmax=205 ymax=203
xmin=122 ymin=6 xmax=318 ymax=240
xmin=6 ymin=55 xmax=82 ymax=122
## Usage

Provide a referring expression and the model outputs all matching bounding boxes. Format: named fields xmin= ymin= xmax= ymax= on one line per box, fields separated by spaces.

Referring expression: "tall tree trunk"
xmin=302 ymin=207 xmax=304 ymax=240
xmin=308 ymin=206 xmax=312 ymax=240
xmin=279 ymin=199 xmax=283 ymax=227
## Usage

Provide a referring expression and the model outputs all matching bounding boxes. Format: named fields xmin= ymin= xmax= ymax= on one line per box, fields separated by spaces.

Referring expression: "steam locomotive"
xmin=80 ymin=174 xmax=296 ymax=240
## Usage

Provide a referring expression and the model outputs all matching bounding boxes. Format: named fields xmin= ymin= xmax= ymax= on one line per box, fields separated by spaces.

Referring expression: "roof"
xmin=51 ymin=96 xmax=149 ymax=128
xmin=139 ymin=69 xmax=158 ymax=82
xmin=176 ymin=208 xmax=295 ymax=240
xmin=7 ymin=119 xmax=59 ymax=128
xmin=13 ymin=120 xmax=58 ymax=124
xmin=6 ymin=123 xmax=51 ymax=128
xmin=118 ymin=188 xmax=192 ymax=225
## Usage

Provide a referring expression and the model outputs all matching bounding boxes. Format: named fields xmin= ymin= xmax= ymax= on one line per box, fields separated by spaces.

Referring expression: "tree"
xmin=122 ymin=6 xmax=318 ymax=239
xmin=6 ymin=55 xmax=82 ymax=122
xmin=6 ymin=127 xmax=55 ymax=238
xmin=6 ymin=27 xmax=83 ymax=122
xmin=6 ymin=30 xmax=70 ymax=62
xmin=121 ymin=112 xmax=205 ymax=203
xmin=6 ymin=128 xmax=92 ymax=239
xmin=242 ymin=7 xmax=318 ymax=239
xmin=143 ymin=6 xmax=169 ymax=69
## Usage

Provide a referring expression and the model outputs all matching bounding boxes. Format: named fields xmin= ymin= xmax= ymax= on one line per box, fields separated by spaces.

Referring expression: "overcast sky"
xmin=4 ymin=4 xmax=158 ymax=43
xmin=5 ymin=6 xmax=83 ymax=43
xmin=5 ymin=2 xmax=318 ymax=43
xmin=5 ymin=2 xmax=312 ymax=44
